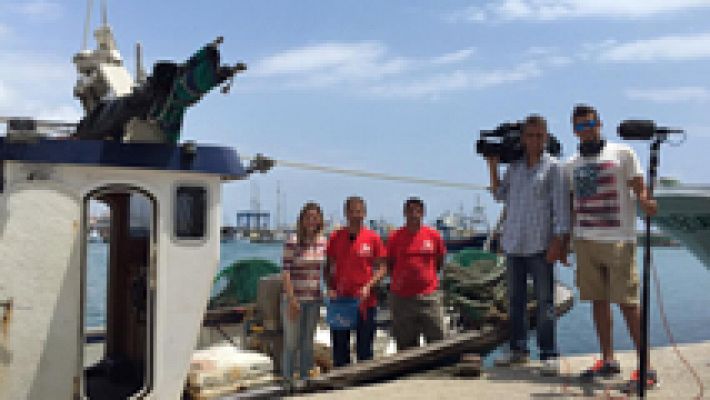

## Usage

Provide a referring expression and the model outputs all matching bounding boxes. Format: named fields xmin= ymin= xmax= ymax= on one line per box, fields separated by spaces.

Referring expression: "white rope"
xmin=245 ymin=155 xmax=490 ymax=191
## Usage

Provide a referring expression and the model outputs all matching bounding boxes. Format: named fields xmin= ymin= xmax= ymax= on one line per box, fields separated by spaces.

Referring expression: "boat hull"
xmin=652 ymin=185 xmax=710 ymax=270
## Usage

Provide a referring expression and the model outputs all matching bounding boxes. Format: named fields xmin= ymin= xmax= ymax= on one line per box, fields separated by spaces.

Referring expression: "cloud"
xmin=4 ymin=1 xmax=63 ymax=20
xmin=0 ymin=53 xmax=74 ymax=82
xmin=430 ymin=48 xmax=476 ymax=65
xmin=521 ymin=47 xmax=574 ymax=67
xmin=446 ymin=0 xmax=710 ymax=22
xmin=0 ymin=81 xmax=13 ymax=106
xmin=252 ymin=41 xmax=409 ymax=85
xmin=366 ymin=62 xmax=542 ymax=98
xmin=249 ymin=42 xmax=556 ymax=98
xmin=0 ymin=23 xmax=11 ymax=39
xmin=599 ymin=33 xmax=710 ymax=62
xmin=0 ymin=52 xmax=81 ymax=121
xmin=625 ymin=87 xmax=710 ymax=103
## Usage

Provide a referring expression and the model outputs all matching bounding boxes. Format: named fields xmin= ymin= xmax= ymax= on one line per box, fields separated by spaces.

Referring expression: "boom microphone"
xmin=618 ymin=120 xmax=683 ymax=140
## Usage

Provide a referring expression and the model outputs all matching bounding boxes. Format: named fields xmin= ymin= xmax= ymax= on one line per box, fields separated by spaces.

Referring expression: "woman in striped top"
xmin=281 ymin=202 xmax=326 ymax=383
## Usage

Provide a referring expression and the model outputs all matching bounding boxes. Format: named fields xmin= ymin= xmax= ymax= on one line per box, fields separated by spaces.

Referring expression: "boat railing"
xmin=0 ymin=117 xmax=77 ymax=140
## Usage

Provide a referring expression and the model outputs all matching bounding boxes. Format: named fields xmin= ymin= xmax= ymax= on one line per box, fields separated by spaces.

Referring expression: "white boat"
xmin=0 ymin=5 xmax=251 ymax=400
xmin=435 ymin=199 xmax=492 ymax=251
xmin=652 ymin=179 xmax=710 ymax=269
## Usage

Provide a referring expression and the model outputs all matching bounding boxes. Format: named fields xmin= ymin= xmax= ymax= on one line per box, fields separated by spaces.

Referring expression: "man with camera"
xmin=566 ymin=104 xmax=658 ymax=392
xmin=485 ymin=114 xmax=569 ymax=375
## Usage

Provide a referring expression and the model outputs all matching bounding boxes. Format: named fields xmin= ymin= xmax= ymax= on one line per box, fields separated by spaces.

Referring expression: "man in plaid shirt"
xmin=486 ymin=114 xmax=569 ymax=376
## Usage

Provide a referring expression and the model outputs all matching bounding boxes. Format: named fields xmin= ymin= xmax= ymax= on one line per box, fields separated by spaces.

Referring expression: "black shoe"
xmin=621 ymin=369 xmax=659 ymax=394
xmin=579 ymin=359 xmax=621 ymax=381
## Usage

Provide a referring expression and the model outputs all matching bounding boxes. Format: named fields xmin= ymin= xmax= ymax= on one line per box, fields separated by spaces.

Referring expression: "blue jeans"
xmin=331 ymin=307 xmax=376 ymax=367
xmin=507 ymin=253 xmax=558 ymax=360
xmin=281 ymin=297 xmax=320 ymax=380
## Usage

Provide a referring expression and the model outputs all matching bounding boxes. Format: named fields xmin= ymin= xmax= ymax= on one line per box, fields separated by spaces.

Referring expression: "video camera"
xmin=476 ymin=121 xmax=562 ymax=163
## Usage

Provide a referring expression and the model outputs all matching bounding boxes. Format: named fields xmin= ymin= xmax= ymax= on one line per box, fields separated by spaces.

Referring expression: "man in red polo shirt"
xmin=325 ymin=196 xmax=387 ymax=367
xmin=387 ymin=197 xmax=446 ymax=351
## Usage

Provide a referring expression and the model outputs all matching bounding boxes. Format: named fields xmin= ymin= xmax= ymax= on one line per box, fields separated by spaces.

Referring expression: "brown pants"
xmin=389 ymin=291 xmax=445 ymax=351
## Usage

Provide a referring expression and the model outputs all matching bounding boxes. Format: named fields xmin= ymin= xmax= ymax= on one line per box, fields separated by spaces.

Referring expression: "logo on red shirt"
xmin=422 ymin=239 xmax=433 ymax=251
xmin=359 ymin=243 xmax=372 ymax=257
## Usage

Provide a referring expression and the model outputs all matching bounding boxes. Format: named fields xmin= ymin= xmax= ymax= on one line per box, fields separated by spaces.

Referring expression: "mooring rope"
xmin=651 ymin=259 xmax=705 ymax=399
xmin=243 ymin=154 xmax=490 ymax=191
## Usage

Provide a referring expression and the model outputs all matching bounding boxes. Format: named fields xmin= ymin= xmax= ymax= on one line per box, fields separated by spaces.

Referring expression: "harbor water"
xmin=86 ymin=241 xmax=710 ymax=357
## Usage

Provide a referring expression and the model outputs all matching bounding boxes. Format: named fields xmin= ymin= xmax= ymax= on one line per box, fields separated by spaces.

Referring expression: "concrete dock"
xmin=298 ymin=341 xmax=710 ymax=399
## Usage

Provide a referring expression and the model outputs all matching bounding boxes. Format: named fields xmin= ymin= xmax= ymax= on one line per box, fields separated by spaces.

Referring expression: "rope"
xmin=214 ymin=324 xmax=241 ymax=349
xmin=245 ymin=155 xmax=490 ymax=191
xmin=651 ymin=259 xmax=705 ymax=399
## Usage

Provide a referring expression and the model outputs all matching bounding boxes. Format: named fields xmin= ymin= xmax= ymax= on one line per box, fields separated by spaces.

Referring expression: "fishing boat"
xmin=435 ymin=199 xmax=497 ymax=252
xmin=0 ymin=6 xmax=253 ymax=400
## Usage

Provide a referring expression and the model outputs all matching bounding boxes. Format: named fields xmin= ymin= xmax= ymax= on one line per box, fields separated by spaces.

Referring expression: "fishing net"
xmin=210 ymin=258 xmax=280 ymax=307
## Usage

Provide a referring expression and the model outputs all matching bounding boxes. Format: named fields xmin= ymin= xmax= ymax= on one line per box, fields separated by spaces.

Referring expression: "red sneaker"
xmin=621 ymin=369 xmax=659 ymax=394
xmin=579 ymin=359 xmax=621 ymax=381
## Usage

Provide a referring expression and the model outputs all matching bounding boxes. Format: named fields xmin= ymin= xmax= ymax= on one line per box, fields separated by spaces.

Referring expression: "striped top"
xmin=282 ymin=233 xmax=326 ymax=301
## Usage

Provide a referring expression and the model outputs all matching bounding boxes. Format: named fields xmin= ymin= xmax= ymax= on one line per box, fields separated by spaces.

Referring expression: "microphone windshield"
xmin=618 ymin=120 xmax=657 ymax=140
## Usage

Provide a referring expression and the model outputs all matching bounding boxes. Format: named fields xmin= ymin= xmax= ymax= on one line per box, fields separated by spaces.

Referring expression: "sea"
xmin=86 ymin=241 xmax=710 ymax=360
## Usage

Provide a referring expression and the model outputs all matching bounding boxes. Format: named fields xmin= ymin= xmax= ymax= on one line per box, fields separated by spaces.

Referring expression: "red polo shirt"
xmin=327 ymin=227 xmax=386 ymax=309
xmin=387 ymin=225 xmax=446 ymax=297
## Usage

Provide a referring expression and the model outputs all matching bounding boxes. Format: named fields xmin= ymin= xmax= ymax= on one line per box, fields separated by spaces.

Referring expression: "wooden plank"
xmin=306 ymin=327 xmax=497 ymax=389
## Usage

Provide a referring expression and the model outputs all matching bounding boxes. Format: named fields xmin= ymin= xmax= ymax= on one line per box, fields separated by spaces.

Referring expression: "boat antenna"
xmin=101 ymin=0 xmax=108 ymax=27
xmin=276 ymin=181 xmax=281 ymax=230
xmin=136 ymin=42 xmax=147 ymax=83
xmin=82 ymin=0 xmax=94 ymax=51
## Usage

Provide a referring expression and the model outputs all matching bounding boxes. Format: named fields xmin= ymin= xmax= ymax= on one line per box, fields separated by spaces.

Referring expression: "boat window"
xmin=130 ymin=194 xmax=152 ymax=238
xmin=175 ymin=186 xmax=207 ymax=239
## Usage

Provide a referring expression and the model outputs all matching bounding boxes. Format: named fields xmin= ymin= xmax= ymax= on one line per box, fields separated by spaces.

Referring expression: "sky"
xmin=1 ymin=0 xmax=709 ymax=228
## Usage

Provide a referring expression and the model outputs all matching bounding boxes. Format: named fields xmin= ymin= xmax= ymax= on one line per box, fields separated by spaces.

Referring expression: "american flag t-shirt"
xmin=567 ymin=142 xmax=643 ymax=242
xmin=573 ymin=161 xmax=620 ymax=229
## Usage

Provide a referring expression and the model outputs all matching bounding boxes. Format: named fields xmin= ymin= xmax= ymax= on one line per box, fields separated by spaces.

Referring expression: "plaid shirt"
xmin=494 ymin=153 xmax=570 ymax=256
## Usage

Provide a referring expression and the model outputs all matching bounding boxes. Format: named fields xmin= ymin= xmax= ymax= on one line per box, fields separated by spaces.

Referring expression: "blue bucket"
xmin=326 ymin=297 xmax=359 ymax=330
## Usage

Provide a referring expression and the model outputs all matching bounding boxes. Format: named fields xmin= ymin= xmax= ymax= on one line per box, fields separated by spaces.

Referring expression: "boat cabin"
xmin=0 ymin=138 xmax=247 ymax=399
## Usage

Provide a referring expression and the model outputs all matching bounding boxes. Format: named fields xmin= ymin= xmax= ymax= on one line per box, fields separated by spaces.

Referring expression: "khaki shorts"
xmin=574 ymin=239 xmax=639 ymax=304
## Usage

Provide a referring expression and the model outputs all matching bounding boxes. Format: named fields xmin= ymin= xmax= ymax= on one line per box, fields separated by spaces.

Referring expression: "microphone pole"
xmin=618 ymin=120 xmax=683 ymax=397
xmin=639 ymin=135 xmax=663 ymax=398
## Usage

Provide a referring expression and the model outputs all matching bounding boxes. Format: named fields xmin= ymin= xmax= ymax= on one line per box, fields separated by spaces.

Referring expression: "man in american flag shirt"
xmin=566 ymin=104 xmax=658 ymax=392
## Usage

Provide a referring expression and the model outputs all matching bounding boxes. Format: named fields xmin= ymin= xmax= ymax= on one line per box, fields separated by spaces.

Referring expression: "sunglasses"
xmin=574 ymin=120 xmax=598 ymax=132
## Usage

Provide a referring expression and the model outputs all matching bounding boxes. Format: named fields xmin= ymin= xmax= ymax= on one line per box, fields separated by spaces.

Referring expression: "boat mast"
xmin=81 ymin=0 xmax=93 ymax=51
xmin=73 ymin=0 xmax=134 ymax=114
xmin=275 ymin=181 xmax=281 ymax=231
